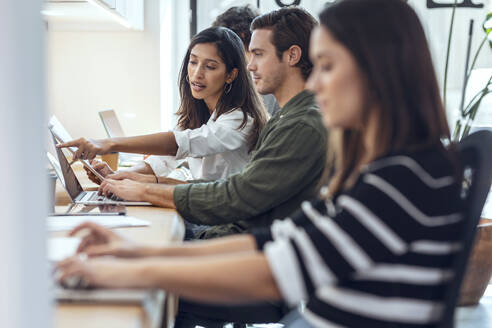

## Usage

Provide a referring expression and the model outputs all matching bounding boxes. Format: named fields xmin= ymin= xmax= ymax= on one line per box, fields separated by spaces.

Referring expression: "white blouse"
xmin=144 ymin=108 xmax=254 ymax=181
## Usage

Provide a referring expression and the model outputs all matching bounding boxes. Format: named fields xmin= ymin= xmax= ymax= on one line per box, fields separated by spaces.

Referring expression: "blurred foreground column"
xmin=0 ymin=1 xmax=52 ymax=328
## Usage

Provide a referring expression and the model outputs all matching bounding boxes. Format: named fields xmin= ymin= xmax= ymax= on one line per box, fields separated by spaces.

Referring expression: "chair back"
xmin=438 ymin=130 xmax=492 ymax=328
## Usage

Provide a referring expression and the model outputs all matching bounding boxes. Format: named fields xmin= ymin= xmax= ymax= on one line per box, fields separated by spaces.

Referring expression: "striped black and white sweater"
xmin=253 ymin=146 xmax=463 ymax=328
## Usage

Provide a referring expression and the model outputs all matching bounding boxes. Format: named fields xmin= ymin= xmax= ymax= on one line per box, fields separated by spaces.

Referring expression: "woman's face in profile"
xmin=187 ymin=43 xmax=234 ymax=109
xmin=307 ymin=26 xmax=367 ymax=129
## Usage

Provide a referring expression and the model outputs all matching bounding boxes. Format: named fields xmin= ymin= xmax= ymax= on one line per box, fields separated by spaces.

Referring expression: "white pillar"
xmin=160 ymin=0 xmax=190 ymax=131
xmin=0 ymin=2 xmax=52 ymax=328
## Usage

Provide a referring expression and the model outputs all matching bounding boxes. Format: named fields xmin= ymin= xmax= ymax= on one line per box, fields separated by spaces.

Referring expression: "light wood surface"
xmin=53 ymin=163 xmax=184 ymax=328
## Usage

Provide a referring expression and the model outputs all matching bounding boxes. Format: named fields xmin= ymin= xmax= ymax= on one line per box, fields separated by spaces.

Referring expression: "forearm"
xmin=108 ymin=132 xmax=178 ymax=156
xmin=157 ymin=177 xmax=188 ymax=185
xmin=137 ymin=234 xmax=257 ymax=257
xmin=141 ymin=183 xmax=177 ymax=208
xmin=130 ymin=252 xmax=282 ymax=304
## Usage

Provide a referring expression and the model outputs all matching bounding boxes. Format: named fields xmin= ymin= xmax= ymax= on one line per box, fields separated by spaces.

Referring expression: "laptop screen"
xmin=51 ymin=132 xmax=84 ymax=200
xmin=99 ymin=109 xmax=125 ymax=138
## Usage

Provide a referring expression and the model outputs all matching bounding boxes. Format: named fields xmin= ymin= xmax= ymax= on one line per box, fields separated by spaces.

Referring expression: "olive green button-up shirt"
xmin=173 ymin=90 xmax=328 ymax=238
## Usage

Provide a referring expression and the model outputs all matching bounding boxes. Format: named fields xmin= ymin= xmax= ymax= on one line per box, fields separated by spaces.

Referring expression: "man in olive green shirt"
xmin=79 ymin=8 xmax=327 ymax=240
xmin=175 ymin=89 xmax=325 ymax=238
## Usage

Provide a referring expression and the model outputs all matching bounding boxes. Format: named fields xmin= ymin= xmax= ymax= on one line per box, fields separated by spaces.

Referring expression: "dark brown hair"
xmin=212 ymin=5 xmax=259 ymax=51
xmin=251 ymin=7 xmax=317 ymax=80
xmin=176 ymin=27 xmax=267 ymax=151
xmin=319 ymin=0 xmax=451 ymax=194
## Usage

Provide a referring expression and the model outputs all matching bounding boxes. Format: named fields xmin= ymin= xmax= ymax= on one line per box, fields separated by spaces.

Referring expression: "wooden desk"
xmin=53 ymin=163 xmax=184 ymax=328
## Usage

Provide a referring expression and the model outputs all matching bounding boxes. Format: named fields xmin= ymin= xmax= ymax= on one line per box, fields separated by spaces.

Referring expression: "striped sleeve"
xmin=252 ymin=203 xmax=313 ymax=250
xmin=255 ymin=154 xmax=463 ymax=313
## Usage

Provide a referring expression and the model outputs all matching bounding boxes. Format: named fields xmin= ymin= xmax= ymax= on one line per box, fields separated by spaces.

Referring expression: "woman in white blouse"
xmin=60 ymin=27 xmax=267 ymax=182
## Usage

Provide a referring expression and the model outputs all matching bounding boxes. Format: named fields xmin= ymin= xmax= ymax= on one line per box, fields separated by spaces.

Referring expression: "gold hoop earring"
xmin=186 ymin=76 xmax=190 ymax=83
xmin=224 ymin=83 xmax=232 ymax=94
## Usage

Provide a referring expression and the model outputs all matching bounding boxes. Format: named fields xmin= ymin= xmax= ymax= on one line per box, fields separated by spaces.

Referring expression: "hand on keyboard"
xmin=53 ymin=254 xmax=92 ymax=290
xmin=90 ymin=193 xmax=124 ymax=203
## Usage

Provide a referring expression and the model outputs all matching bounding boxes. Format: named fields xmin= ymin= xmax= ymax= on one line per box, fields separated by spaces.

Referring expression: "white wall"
xmin=0 ymin=1 xmax=51 ymax=328
xmin=47 ymin=0 xmax=161 ymax=139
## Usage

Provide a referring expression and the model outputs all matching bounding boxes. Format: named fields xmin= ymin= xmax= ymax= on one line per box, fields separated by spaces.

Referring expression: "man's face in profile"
xmin=248 ymin=29 xmax=286 ymax=95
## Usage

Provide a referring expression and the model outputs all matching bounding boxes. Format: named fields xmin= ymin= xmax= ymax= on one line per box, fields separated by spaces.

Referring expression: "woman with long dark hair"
xmin=60 ymin=26 xmax=267 ymax=182
xmin=58 ymin=1 xmax=464 ymax=327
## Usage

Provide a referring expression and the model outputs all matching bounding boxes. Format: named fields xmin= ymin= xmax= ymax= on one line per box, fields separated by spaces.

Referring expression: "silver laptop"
xmin=48 ymin=131 xmax=152 ymax=206
xmin=99 ymin=109 xmax=125 ymax=138
xmin=49 ymin=115 xmax=105 ymax=182
xmin=98 ymin=109 xmax=144 ymax=166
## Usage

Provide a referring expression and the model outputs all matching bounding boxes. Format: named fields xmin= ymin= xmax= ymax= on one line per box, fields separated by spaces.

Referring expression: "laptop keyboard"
xmin=84 ymin=192 xmax=124 ymax=203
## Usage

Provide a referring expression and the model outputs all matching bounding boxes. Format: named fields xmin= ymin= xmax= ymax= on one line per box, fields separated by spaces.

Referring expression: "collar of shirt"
xmin=271 ymin=90 xmax=317 ymax=122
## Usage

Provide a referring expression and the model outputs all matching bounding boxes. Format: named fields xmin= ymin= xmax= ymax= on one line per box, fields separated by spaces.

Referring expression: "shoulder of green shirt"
xmin=277 ymin=106 xmax=324 ymax=132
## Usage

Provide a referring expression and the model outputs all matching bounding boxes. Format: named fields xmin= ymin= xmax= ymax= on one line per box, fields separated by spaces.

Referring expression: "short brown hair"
xmin=251 ymin=7 xmax=317 ymax=80
xmin=212 ymin=5 xmax=259 ymax=51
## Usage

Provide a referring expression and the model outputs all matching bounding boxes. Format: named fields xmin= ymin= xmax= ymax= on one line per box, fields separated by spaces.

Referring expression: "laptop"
xmin=99 ymin=109 xmax=125 ymax=138
xmin=47 ymin=131 xmax=152 ymax=206
xmin=49 ymin=115 xmax=105 ymax=182
xmin=98 ymin=109 xmax=144 ymax=166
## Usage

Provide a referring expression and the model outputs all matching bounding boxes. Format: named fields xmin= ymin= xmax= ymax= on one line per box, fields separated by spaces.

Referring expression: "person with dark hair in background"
xmin=58 ymin=1 xmax=464 ymax=327
xmin=212 ymin=5 xmax=281 ymax=116
xmin=212 ymin=5 xmax=258 ymax=51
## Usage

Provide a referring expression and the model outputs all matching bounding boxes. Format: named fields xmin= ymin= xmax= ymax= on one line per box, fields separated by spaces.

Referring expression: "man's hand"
xmin=98 ymin=178 xmax=147 ymax=202
xmin=97 ymin=178 xmax=176 ymax=209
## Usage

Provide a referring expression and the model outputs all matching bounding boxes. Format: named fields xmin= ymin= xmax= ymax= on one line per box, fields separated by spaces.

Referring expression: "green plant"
xmin=450 ymin=10 xmax=492 ymax=141
xmin=443 ymin=0 xmax=458 ymax=111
